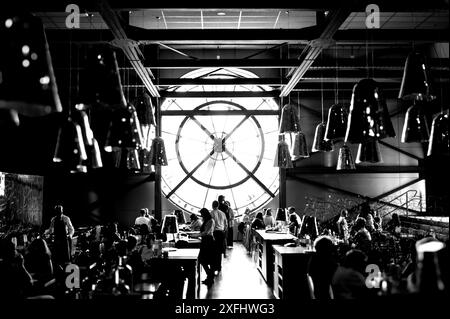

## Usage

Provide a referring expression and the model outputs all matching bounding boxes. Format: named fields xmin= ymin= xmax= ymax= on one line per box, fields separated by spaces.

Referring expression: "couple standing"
xmin=198 ymin=195 xmax=234 ymax=287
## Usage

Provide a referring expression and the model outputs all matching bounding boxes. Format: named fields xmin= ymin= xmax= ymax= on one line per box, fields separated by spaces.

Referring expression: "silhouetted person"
xmin=25 ymin=237 xmax=54 ymax=285
xmin=385 ymin=213 xmax=401 ymax=235
xmin=251 ymin=212 xmax=265 ymax=230
xmin=192 ymin=208 xmax=216 ymax=287
xmin=332 ymin=249 xmax=369 ymax=299
xmin=0 ymin=239 xmax=33 ymax=299
xmin=189 ymin=213 xmax=202 ymax=231
xmin=46 ymin=205 xmax=74 ymax=265
xmin=337 ymin=209 xmax=349 ymax=242
xmin=307 ymin=236 xmax=338 ymax=300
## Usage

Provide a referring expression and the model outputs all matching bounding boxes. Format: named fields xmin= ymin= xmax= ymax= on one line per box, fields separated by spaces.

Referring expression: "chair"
xmin=306 ymin=274 xmax=316 ymax=300
xmin=307 ymin=274 xmax=334 ymax=300
xmin=181 ymin=278 xmax=189 ymax=300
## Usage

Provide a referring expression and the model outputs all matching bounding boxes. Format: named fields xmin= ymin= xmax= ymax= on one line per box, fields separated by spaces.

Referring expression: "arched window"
xmin=161 ymin=68 xmax=279 ymax=215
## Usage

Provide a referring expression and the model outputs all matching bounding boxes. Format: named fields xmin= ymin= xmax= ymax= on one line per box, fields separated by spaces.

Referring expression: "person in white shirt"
xmin=210 ymin=200 xmax=227 ymax=274
xmin=263 ymin=208 xmax=276 ymax=228
xmin=135 ymin=208 xmax=151 ymax=233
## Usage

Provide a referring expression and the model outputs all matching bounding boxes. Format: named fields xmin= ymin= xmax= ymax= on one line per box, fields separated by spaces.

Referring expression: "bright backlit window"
xmin=161 ymin=68 xmax=279 ymax=215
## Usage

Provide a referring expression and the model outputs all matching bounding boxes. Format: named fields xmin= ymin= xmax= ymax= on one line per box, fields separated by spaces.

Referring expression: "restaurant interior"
xmin=0 ymin=0 xmax=449 ymax=303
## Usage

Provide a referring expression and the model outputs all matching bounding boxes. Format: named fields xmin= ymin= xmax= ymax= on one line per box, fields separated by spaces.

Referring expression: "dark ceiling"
xmin=0 ymin=0 xmax=449 ymax=175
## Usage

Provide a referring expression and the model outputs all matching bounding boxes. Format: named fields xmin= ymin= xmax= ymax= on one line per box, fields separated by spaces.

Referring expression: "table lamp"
xmin=275 ymin=208 xmax=288 ymax=227
xmin=161 ymin=214 xmax=179 ymax=242
xmin=298 ymin=215 xmax=319 ymax=240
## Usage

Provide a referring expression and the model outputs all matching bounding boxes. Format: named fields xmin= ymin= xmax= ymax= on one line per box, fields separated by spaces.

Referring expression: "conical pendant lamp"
xmin=0 ymin=12 xmax=62 ymax=117
xmin=149 ymin=137 xmax=168 ymax=166
xmin=89 ymin=138 xmax=103 ymax=169
xmin=274 ymin=138 xmax=293 ymax=168
xmin=325 ymin=103 xmax=349 ymax=142
xmin=78 ymin=45 xmax=127 ymax=108
xmin=398 ymin=51 xmax=434 ymax=101
xmin=134 ymin=92 xmax=156 ymax=150
xmin=72 ymin=109 xmax=94 ymax=147
xmin=427 ymin=111 xmax=449 ymax=157
xmin=401 ymin=97 xmax=430 ymax=143
xmin=104 ymin=104 xmax=143 ymax=152
xmin=139 ymin=148 xmax=153 ymax=173
xmin=345 ymin=79 xmax=395 ymax=143
xmin=312 ymin=123 xmax=333 ymax=152
xmin=337 ymin=144 xmax=356 ymax=170
xmin=356 ymin=140 xmax=383 ymax=164
xmin=126 ymin=148 xmax=141 ymax=171
xmin=111 ymin=148 xmax=140 ymax=171
xmin=279 ymin=103 xmax=300 ymax=133
xmin=134 ymin=92 xmax=156 ymax=126
xmin=291 ymin=131 xmax=309 ymax=160
xmin=53 ymin=117 xmax=88 ymax=173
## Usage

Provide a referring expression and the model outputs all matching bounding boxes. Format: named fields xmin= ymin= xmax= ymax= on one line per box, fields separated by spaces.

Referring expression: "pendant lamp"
xmin=79 ymin=45 xmax=127 ymax=108
xmin=89 ymin=138 xmax=103 ymax=169
xmin=401 ymin=97 xmax=430 ymax=143
xmin=279 ymin=103 xmax=300 ymax=133
xmin=126 ymin=148 xmax=141 ymax=171
xmin=134 ymin=92 xmax=156 ymax=126
xmin=325 ymin=103 xmax=349 ymax=142
xmin=398 ymin=51 xmax=434 ymax=101
xmin=336 ymin=144 xmax=356 ymax=170
xmin=149 ymin=137 xmax=168 ymax=166
xmin=112 ymin=148 xmax=141 ymax=171
xmin=53 ymin=117 xmax=88 ymax=173
xmin=71 ymin=107 xmax=103 ymax=169
xmin=0 ymin=13 xmax=62 ymax=117
xmin=139 ymin=148 xmax=153 ymax=173
xmin=427 ymin=111 xmax=449 ymax=157
xmin=291 ymin=131 xmax=309 ymax=160
xmin=274 ymin=138 xmax=293 ymax=168
xmin=312 ymin=123 xmax=333 ymax=152
xmin=134 ymin=92 xmax=156 ymax=150
xmin=356 ymin=140 xmax=383 ymax=164
xmin=345 ymin=79 xmax=396 ymax=143
xmin=104 ymin=104 xmax=143 ymax=152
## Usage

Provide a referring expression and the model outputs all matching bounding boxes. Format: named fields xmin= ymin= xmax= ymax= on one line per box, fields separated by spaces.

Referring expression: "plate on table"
xmin=162 ymin=247 xmax=177 ymax=252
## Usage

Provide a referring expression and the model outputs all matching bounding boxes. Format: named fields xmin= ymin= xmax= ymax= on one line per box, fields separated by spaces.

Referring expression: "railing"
xmin=376 ymin=190 xmax=423 ymax=220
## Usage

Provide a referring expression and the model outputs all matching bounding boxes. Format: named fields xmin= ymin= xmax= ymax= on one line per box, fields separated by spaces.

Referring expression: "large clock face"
xmin=161 ymin=68 xmax=279 ymax=215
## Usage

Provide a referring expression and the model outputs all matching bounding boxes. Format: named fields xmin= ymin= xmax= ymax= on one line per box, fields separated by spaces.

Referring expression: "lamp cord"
xmin=68 ymin=31 xmax=72 ymax=117
xmin=321 ymin=52 xmax=324 ymax=123
xmin=335 ymin=43 xmax=339 ymax=104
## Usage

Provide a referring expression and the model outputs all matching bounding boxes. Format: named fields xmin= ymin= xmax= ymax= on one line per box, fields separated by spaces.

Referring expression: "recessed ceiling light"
xmin=217 ymin=12 xmax=226 ymax=16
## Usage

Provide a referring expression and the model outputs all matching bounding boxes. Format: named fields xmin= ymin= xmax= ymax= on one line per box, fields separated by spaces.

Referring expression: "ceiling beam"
xmin=288 ymin=166 xmax=424 ymax=174
xmin=19 ymin=0 xmax=450 ymax=11
xmin=144 ymin=59 xmax=302 ymax=69
xmin=122 ymin=77 xmax=403 ymax=87
xmin=45 ymin=28 xmax=447 ymax=44
xmin=96 ymin=0 xmax=160 ymax=97
xmin=161 ymin=110 xmax=279 ymax=116
xmin=160 ymin=91 xmax=279 ymax=98
xmin=280 ymin=9 xmax=352 ymax=97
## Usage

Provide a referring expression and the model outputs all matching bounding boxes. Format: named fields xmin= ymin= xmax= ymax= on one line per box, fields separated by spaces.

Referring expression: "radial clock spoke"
xmin=223 ymin=115 xmax=250 ymax=142
xmin=166 ymin=150 xmax=214 ymax=198
xmin=190 ymin=116 xmax=215 ymax=140
xmin=220 ymin=153 xmax=239 ymax=211
xmin=224 ymin=149 xmax=275 ymax=198
xmin=203 ymin=153 xmax=219 ymax=208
